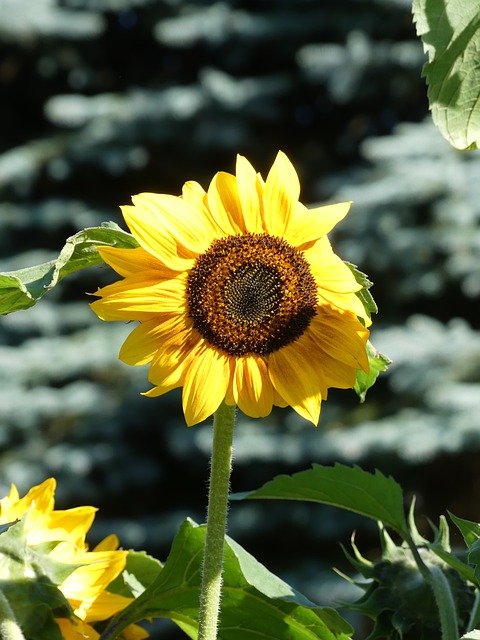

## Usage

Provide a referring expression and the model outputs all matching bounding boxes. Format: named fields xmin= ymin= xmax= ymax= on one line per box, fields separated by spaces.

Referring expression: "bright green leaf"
xmin=233 ymin=464 xmax=407 ymax=535
xmin=100 ymin=519 xmax=353 ymax=640
xmin=354 ymin=340 xmax=391 ymax=402
xmin=0 ymin=222 xmax=138 ymax=316
xmin=413 ymin=0 xmax=480 ymax=150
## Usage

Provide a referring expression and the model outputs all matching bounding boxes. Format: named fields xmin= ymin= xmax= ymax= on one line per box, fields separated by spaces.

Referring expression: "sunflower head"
xmin=91 ymin=151 xmax=373 ymax=426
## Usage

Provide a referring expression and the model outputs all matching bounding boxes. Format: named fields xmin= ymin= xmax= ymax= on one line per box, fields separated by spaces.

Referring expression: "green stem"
xmin=0 ymin=592 xmax=26 ymax=640
xmin=198 ymin=401 xmax=236 ymax=640
xmin=428 ymin=565 xmax=459 ymax=640
xmin=405 ymin=533 xmax=458 ymax=640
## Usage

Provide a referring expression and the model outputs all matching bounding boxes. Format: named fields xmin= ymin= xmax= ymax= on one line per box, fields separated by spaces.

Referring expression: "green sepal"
xmin=0 ymin=222 xmax=138 ymax=315
xmin=100 ymin=519 xmax=353 ymax=640
xmin=345 ymin=261 xmax=377 ymax=319
xmin=354 ymin=341 xmax=391 ymax=403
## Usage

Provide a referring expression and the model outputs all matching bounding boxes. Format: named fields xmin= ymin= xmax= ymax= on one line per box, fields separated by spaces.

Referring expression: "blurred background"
xmin=2 ymin=0 xmax=480 ymax=637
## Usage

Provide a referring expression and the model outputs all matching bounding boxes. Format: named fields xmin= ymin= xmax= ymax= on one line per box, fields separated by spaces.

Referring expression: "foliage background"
xmin=2 ymin=0 xmax=480 ymax=637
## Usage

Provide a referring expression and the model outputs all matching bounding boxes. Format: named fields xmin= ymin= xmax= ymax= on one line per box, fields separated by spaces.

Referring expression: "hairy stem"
xmin=198 ymin=401 xmax=236 ymax=640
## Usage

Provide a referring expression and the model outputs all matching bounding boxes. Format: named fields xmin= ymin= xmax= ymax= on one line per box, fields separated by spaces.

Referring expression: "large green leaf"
xmin=100 ymin=519 xmax=353 ymax=640
xmin=413 ymin=0 xmax=480 ymax=150
xmin=233 ymin=464 xmax=408 ymax=536
xmin=0 ymin=222 xmax=138 ymax=315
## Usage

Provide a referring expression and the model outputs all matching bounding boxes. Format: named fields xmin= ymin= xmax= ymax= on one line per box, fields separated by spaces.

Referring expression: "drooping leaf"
xmin=413 ymin=0 xmax=480 ymax=150
xmin=354 ymin=341 xmax=391 ymax=402
xmin=100 ymin=519 xmax=353 ymax=640
xmin=233 ymin=464 xmax=407 ymax=536
xmin=0 ymin=222 xmax=138 ymax=315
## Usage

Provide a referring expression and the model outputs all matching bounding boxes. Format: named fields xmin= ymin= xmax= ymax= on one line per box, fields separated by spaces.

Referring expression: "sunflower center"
xmin=186 ymin=233 xmax=318 ymax=356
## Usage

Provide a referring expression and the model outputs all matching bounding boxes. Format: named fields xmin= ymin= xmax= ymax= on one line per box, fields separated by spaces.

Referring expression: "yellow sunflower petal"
xmin=55 ymin=618 xmax=100 ymax=640
xmin=121 ymin=204 xmax=195 ymax=272
xmin=305 ymin=237 xmax=362 ymax=293
xmin=272 ymin=387 xmax=288 ymax=408
xmin=207 ymin=171 xmax=243 ymax=234
xmin=262 ymin=150 xmax=300 ymax=237
xmin=121 ymin=623 xmax=150 ymax=640
xmin=119 ymin=315 xmax=187 ymax=366
xmin=268 ymin=337 xmax=327 ymax=425
xmin=0 ymin=479 xmax=55 ymax=523
xmin=134 ymin=193 xmax=219 ymax=254
xmin=59 ymin=550 xmax=127 ymax=606
xmin=318 ymin=288 xmax=372 ymax=327
xmin=324 ymin=353 xmax=359 ymax=389
xmin=182 ymin=346 xmax=231 ymax=426
xmin=183 ymin=179 xmax=233 ymax=238
xmin=144 ymin=330 xmax=200 ymax=397
xmin=90 ymin=273 xmax=187 ymax=321
xmin=182 ymin=180 xmax=207 ymax=206
xmin=285 ymin=201 xmax=352 ymax=248
xmin=235 ymin=154 xmax=263 ymax=233
xmin=94 ymin=534 xmax=119 ymax=552
xmin=74 ymin=591 xmax=133 ymax=623
xmin=0 ymin=484 xmax=20 ymax=519
xmin=97 ymin=246 xmax=174 ymax=278
xmin=33 ymin=506 xmax=97 ymax=547
xmin=308 ymin=312 xmax=369 ymax=372
xmin=233 ymin=356 xmax=274 ymax=418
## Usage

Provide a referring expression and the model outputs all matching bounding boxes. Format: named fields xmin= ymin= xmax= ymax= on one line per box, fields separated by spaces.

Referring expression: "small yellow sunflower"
xmin=91 ymin=151 xmax=370 ymax=426
xmin=0 ymin=479 xmax=148 ymax=640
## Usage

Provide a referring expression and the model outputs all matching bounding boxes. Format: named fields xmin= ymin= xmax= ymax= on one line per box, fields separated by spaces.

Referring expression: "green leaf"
xmin=413 ymin=0 xmax=480 ymax=150
xmin=232 ymin=464 xmax=408 ymax=536
xmin=0 ymin=222 xmax=138 ymax=315
xmin=354 ymin=340 xmax=391 ymax=402
xmin=100 ymin=519 xmax=353 ymax=640
xmin=449 ymin=512 xmax=480 ymax=548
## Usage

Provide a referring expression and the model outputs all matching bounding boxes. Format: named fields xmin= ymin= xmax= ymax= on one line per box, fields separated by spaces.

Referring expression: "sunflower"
xmin=91 ymin=151 xmax=370 ymax=426
xmin=0 ymin=479 xmax=148 ymax=640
